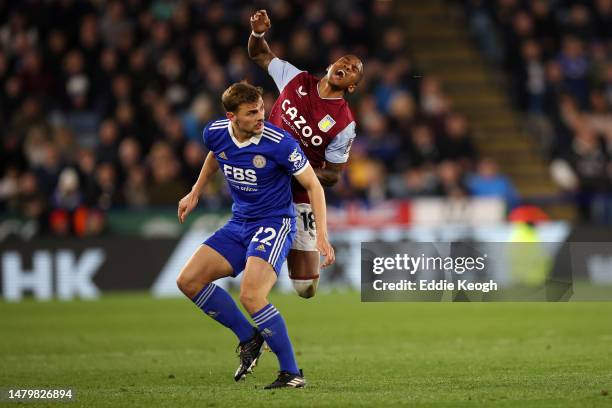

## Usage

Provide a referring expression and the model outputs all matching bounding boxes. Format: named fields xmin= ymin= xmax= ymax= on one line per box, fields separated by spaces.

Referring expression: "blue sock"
xmin=251 ymin=303 xmax=299 ymax=375
xmin=192 ymin=283 xmax=254 ymax=343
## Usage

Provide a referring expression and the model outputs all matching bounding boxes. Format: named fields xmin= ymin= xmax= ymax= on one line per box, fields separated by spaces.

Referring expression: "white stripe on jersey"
xmin=263 ymin=126 xmax=284 ymax=139
xmin=209 ymin=120 xmax=229 ymax=130
xmin=263 ymin=129 xmax=282 ymax=141
xmin=262 ymin=134 xmax=281 ymax=143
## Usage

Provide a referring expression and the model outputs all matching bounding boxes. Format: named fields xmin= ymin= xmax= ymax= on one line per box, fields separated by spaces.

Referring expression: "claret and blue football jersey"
xmin=203 ymin=118 xmax=309 ymax=219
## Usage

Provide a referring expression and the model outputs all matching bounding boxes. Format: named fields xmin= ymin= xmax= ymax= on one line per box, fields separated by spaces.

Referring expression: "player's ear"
xmin=347 ymin=84 xmax=357 ymax=94
xmin=226 ymin=112 xmax=235 ymax=121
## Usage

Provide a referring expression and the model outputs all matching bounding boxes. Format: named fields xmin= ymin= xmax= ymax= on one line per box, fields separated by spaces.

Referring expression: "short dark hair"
xmin=221 ymin=82 xmax=263 ymax=113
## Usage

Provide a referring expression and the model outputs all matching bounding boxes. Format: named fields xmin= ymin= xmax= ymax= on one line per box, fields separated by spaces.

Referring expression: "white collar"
xmin=227 ymin=122 xmax=262 ymax=148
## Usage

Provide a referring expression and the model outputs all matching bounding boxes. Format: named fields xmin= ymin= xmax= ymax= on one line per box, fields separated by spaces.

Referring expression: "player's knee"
xmin=176 ymin=275 xmax=191 ymax=297
xmin=238 ymin=289 xmax=256 ymax=310
xmin=239 ymin=288 xmax=264 ymax=312
xmin=291 ymin=277 xmax=319 ymax=299
xmin=176 ymin=273 xmax=201 ymax=298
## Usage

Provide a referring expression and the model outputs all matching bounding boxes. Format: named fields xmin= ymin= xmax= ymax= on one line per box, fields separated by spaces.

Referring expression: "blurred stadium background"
xmin=1 ymin=0 xmax=612 ymax=299
xmin=1 ymin=1 xmax=612 ymax=405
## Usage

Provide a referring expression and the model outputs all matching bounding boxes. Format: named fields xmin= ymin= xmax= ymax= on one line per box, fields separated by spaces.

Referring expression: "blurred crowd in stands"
xmin=465 ymin=0 xmax=612 ymax=220
xmin=0 ymin=0 xmax=517 ymax=237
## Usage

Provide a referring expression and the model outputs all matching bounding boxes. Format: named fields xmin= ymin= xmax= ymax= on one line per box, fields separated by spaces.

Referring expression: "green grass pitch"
xmin=1 ymin=292 xmax=611 ymax=407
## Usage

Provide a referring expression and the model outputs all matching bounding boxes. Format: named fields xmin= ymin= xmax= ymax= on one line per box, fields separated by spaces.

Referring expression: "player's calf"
xmin=291 ymin=276 xmax=319 ymax=299
xmin=287 ymin=247 xmax=321 ymax=299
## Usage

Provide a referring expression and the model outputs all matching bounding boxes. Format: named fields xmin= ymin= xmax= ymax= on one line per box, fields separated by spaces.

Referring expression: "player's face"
xmin=228 ymin=97 xmax=265 ymax=136
xmin=326 ymin=55 xmax=363 ymax=93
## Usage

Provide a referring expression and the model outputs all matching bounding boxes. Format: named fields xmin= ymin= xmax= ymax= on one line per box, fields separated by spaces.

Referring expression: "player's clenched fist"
xmin=250 ymin=9 xmax=271 ymax=34
xmin=317 ymin=236 xmax=335 ymax=268
xmin=177 ymin=191 xmax=199 ymax=224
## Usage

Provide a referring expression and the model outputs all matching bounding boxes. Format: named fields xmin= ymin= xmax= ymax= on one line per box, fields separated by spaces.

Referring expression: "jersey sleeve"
xmin=202 ymin=124 xmax=211 ymax=150
xmin=268 ymin=57 xmax=303 ymax=92
xmin=202 ymin=122 xmax=218 ymax=151
xmin=278 ymin=136 xmax=310 ymax=176
xmin=324 ymin=121 xmax=356 ymax=163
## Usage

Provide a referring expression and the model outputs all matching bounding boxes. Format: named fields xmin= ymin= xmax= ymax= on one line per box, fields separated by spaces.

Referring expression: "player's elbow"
xmin=250 ymin=53 xmax=272 ymax=69
xmin=320 ymin=174 xmax=339 ymax=187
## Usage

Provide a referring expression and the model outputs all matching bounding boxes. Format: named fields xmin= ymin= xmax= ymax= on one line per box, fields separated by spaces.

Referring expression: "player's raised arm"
xmin=248 ymin=10 xmax=275 ymax=70
xmin=177 ymin=151 xmax=219 ymax=224
xmin=294 ymin=166 xmax=335 ymax=267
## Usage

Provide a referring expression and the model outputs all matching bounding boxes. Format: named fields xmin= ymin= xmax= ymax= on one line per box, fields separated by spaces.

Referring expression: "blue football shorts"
xmin=203 ymin=216 xmax=296 ymax=276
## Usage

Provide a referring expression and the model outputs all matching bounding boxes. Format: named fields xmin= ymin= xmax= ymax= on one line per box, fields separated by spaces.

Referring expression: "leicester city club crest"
xmin=288 ymin=148 xmax=306 ymax=171
xmin=318 ymin=114 xmax=336 ymax=132
xmin=252 ymin=154 xmax=266 ymax=168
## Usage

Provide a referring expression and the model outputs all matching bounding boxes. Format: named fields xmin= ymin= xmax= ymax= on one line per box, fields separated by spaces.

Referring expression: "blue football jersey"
xmin=203 ymin=118 xmax=309 ymax=219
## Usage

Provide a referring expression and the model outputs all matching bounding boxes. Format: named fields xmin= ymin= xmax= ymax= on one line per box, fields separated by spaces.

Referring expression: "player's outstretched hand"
xmin=316 ymin=235 xmax=335 ymax=268
xmin=177 ymin=191 xmax=199 ymax=224
xmin=250 ymin=9 xmax=271 ymax=34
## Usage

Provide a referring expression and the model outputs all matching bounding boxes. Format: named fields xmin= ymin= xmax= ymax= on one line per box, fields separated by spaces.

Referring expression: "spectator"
xmin=389 ymin=167 xmax=438 ymax=198
xmin=467 ymin=158 xmax=519 ymax=208
xmin=14 ymin=171 xmax=47 ymax=226
xmin=96 ymin=118 xmax=121 ymax=164
xmin=76 ymin=148 xmax=98 ymax=206
xmin=146 ymin=141 xmax=188 ymax=206
xmin=93 ymin=162 xmax=122 ymax=210
xmin=553 ymin=123 xmax=609 ymax=219
xmin=52 ymin=167 xmax=82 ymax=211
xmin=118 ymin=137 xmax=142 ymax=185
xmin=557 ymin=36 xmax=590 ymax=108
xmin=563 ymin=4 xmax=593 ymax=42
xmin=434 ymin=161 xmax=468 ymax=198
xmin=517 ymin=39 xmax=546 ymax=114
xmin=408 ymin=123 xmax=441 ymax=169
xmin=440 ymin=113 xmax=477 ymax=168
xmin=123 ymin=165 xmax=149 ymax=209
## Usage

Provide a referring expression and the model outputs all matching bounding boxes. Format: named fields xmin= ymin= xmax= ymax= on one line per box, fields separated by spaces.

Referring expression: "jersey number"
xmin=252 ymin=227 xmax=277 ymax=246
xmin=300 ymin=211 xmax=315 ymax=231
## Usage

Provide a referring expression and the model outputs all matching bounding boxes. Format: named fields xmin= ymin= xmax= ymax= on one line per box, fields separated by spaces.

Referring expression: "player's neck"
xmin=317 ymin=78 xmax=345 ymax=99
xmin=230 ymin=122 xmax=253 ymax=143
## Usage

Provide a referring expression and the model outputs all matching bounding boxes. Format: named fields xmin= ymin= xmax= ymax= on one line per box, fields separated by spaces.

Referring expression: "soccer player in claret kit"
xmin=176 ymin=83 xmax=335 ymax=389
xmin=248 ymin=9 xmax=363 ymax=298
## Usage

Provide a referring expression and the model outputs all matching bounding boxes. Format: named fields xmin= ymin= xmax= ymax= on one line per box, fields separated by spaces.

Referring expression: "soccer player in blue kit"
xmin=176 ymin=82 xmax=334 ymax=389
